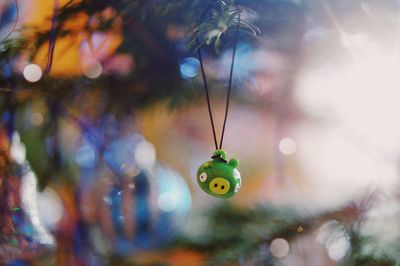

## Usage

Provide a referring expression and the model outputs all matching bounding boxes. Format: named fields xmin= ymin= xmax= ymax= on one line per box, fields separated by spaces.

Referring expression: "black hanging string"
xmin=44 ymin=0 xmax=59 ymax=74
xmin=220 ymin=13 xmax=240 ymax=149
xmin=196 ymin=14 xmax=241 ymax=150
xmin=196 ymin=38 xmax=218 ymax=150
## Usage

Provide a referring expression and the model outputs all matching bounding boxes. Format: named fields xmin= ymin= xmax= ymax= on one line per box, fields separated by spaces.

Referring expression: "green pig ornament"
xmin=197 ymin=150 xmax=241 ymax=198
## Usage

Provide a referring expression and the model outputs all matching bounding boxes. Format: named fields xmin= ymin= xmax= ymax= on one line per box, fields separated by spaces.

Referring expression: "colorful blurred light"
xmin=82 ymin=59 xmax=102 ymax=79
xmin=30 ymin=112 xmax=44 ymax=126
xmin=23 ymin=64 xmax=42 ymax=82
xmin=270 ymin=238 xmax=290 ymax=258
xmin=317 ymin=220 xmax=350 ymax=261
xmin=279 ymin=137 xmax=297 ymax=155
xmin=75 ymin=143 xmax=97 ymax=168
xmin=293 ymin=31 xmax=400 ymax=209
xmin=134 ymin=140 xmax=156 ymax=171
xmin=154 ymin=165 xmax=191 ymax=214
xmin=21 ymin=164 xmax=55 ymax=246
xmin=179 ymin=57 xmax=200 ymax=79
xmin=104 ymin=136 xmax=140 ymax=175
xmin=37 ymin=188 xmax=64 ymax=230
xmin=157 ymin=192 xmax=178 ymax=212
xmin=10 ymin=132 xmax=26 ymax=164
xmin=219 ymin=43 xmax=256 ymax=80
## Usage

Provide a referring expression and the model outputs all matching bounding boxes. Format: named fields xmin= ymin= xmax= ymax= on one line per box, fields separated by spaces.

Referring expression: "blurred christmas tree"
xmin=1 ymin=0 xmax=400 ymax=265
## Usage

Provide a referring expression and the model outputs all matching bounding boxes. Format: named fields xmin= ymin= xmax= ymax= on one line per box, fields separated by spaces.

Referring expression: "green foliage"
xmin=190 ymin=0 xmax=260 ymax=52
xmin=0 ymin=0 xmax=302 ymax=189
xmin=176 ymin=204 xmax=307 ymax=264
xmin=0 ymin=0 xmax=264 ymax=115
xmin=0 ymin=37 xmax=25 ymax=59
xmin=174 ymin=203 xmax=400 ymax=265
xmin=344 ymin=233 xmax=399 ymax=266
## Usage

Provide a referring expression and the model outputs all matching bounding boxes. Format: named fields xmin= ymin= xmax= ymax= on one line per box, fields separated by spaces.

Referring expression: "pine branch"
xmin=190 ymin=0 xmax=260 ymax=52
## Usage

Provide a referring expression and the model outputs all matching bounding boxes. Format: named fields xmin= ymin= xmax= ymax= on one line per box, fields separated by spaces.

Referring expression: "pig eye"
xmin=234 ymin=183 xmax=240 ymax=193
xmin=199 ymin=172 xmax=208 ymax=182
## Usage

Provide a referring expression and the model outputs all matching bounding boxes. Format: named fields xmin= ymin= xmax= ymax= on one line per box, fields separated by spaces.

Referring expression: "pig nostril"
xmin=221 ymin=185 xmax=225 ymax=189
xmin=214 ymin=183 xmax=218 ymax=188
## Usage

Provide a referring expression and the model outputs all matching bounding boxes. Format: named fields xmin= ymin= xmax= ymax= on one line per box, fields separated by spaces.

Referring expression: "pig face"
xmin=197 ymin=150 xmax=241 ymax=198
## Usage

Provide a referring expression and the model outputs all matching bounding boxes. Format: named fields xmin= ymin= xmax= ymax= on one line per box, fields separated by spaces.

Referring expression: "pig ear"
xmin=228 ymin=158 xmax=239 ymax=168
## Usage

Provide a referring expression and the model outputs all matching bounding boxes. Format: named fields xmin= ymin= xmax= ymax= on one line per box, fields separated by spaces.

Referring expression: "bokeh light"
xmin=317 ymin=220 xmax=350 ymax=262
xmin=82 ymin=59 xmax=103 ymax=79
xmin=270 ymin=238 xmax=290 ymax=258
xmin=293 ymin=30 xmax=400 ymax=210
xmin=279 ymin=137 xmax=297 ymax=155
xmin=154 ymin=165 xmax=191 ymax=214
xmin=104 ymin=136 xmax=138 ymax=175
xmin=219 ymin=43 xmax=258 ymax=81
xmin=158 ymin=192 xmax=178 ymax=212
xmin=10 ymin=132 xmax=26 ymax=164
xmin=179 ymin=57 xmax=200 ymax=79
xmin=75 ymin=143 xmax=97 ymax=168
xmin=23 ymin=64 xmax=43 ymax=82
xmin=21 ymin=163 xmax=55 ymax=246
xmin=37 ymin=188 xmax=64 ymax=230
xmin=30 ymin=112 xmax=44 ymax=126
xmin=327 ymin=235 xmax=350 ymax=261
xmin=134 ymin=140 xmax=156 ymax=170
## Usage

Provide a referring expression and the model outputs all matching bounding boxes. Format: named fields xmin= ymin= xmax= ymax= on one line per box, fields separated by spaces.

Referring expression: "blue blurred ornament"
xmin=76 ymin=131 xmax=191 ymax=255
xmin=103 ymin=133 xmax=151 ymax=176
xmin=0 ymin=131 xmax=55 ymax=264
xmin=71 ymin=115 xmax=191 ymax=256
xmin=95 ymin=163 xmax=191 ymax=256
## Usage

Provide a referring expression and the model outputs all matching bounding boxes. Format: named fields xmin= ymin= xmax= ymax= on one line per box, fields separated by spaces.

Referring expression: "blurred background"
xmin=1 ymin=0 xmax=400 ymax=265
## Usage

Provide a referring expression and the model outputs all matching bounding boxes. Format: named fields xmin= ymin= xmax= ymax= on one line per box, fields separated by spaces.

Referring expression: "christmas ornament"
xmin=195 ymin=13 xmax=242 ymax=198
xmin=86 ymin=165 xmax=190 ymax=256
xmin=74 ymin=127 xmax=191 ymax=256
xmin=197 ymin=149 xmax=241 ymax=198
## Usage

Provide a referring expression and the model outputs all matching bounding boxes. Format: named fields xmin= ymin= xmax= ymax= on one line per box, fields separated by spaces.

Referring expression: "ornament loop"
xmin=211 ymin=149 xmax=227 ymax=162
